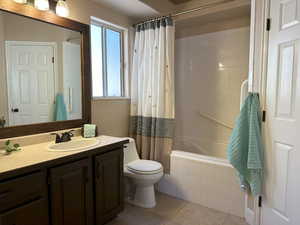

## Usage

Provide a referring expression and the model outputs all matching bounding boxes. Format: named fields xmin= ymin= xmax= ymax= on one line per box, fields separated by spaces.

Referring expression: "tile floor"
xmin=108 ymin=193 xmax=249 ymax=225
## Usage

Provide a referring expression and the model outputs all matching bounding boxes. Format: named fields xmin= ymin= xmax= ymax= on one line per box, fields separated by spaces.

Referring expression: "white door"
xmin=262 ymin=0 xmax=300 ymax=225
xmin=62 ymin=41 xmax=82 ymax=120
xmin=6 ymin=42 xmax=56 ymax=126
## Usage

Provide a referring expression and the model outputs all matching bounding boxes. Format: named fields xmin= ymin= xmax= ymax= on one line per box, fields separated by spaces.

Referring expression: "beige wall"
xmin=67 ymin=0 xmax=133 ymax=27
xmin=92 ymin=99 xmax=130 ymax=137
xmin=174 ymin=26 xmax=250 ymax=158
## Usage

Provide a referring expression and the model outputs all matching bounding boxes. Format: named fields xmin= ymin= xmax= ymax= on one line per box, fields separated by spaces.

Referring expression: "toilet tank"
xmin=124 ymin=138 xmax=140 ymax=165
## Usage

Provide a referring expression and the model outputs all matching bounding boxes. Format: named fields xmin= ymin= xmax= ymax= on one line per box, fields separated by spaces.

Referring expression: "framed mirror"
xmin=0 ymin=0 xmax=91 ymax=138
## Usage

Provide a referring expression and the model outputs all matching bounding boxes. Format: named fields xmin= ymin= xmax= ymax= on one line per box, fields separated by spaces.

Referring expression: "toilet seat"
xmin=127 ymin=160 xmax=163 ymax=175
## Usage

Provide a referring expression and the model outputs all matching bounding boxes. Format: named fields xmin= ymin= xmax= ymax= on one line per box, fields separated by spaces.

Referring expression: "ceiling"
xmin=91 ymin=0 xmax=250 ymax=23
xmin=175 ymin=3 xmax=250 ymax=28
xmin=169 ymin=0 xmax=193 ymax=4
xmin=91 ymin=0 xmax=159 ymax=21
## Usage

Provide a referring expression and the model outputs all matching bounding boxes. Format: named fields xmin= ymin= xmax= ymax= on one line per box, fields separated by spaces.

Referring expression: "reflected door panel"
xmin=7 ymin=43 xmax=55 ymax=126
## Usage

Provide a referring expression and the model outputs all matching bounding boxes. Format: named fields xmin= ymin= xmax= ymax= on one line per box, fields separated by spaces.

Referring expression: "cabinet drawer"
xmin=0 ymin=198 xmax=48 ymax=225
xmin=0 ymin=172 xmax=46 ymax=212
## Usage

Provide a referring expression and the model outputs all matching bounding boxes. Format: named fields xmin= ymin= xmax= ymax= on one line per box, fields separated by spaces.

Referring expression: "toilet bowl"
xmin=123 ymin=138 xmax=163 ymax=208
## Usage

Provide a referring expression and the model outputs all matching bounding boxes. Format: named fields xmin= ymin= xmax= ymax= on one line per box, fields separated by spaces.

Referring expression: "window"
xmin=91 ymin=21 xmax=124 ymax=98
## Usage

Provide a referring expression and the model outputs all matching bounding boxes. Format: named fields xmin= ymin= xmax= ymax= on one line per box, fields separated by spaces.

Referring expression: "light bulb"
xmin=13 ymin=0 xmax=27 ymax=3
xmin=34 ymin=0 xmax=49 ymax=11
xmin=56 ymin=0 xmax=70 ymax=17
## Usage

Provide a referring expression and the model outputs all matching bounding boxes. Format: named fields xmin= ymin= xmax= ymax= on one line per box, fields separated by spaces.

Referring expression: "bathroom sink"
xmin=48 ymin=138 xmax=100 ymax=152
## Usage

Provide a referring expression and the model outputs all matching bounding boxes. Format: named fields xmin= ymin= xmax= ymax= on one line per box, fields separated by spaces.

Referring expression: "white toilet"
xmin=123 ymin=138 xmax=164 ymax=208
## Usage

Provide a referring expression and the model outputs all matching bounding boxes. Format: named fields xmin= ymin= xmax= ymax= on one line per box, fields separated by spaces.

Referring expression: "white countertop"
xmin=0 ymin=135 xmax=128 ymax=175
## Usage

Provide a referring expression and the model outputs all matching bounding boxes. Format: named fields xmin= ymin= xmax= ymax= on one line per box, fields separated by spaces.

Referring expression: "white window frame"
xmin=90 ymin=16 xmax=129 ymax=100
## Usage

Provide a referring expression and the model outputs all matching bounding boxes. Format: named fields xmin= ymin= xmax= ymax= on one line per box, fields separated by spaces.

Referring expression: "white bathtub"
xmin=157 ymin=150 xmax=245 ymax=217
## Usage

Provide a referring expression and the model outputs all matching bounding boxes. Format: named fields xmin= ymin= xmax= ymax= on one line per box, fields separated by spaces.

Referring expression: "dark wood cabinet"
xmin=0 ymin=172 xmax=46 ymax=212
xmin=0 ymin=171 xmax=48 ymax=225
xmin=50 ymin=159 xmax=93 ymax=225
xmin=0 ymin=141 xmax=128 ymax=225
xmin=95 ymin=149 xmax=124 ymax=225
xmin=0 ymin=198 xmax=49 ymax=225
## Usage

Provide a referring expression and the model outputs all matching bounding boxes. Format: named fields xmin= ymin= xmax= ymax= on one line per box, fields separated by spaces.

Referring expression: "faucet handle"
xmin=60 ymin=130 xmax=74 ymax=142
xmin=67 ymin=130 xmax=75 ymax=137
xmin=50 ymin=133 xmax=61 ymax=143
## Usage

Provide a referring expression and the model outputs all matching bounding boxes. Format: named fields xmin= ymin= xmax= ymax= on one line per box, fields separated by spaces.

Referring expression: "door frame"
xmin=5 ymin=41 xmax=58 ymax=126
xmin=62 ymin=41 xmax=83 ymax=120
xmin=246 ymin=0 xmax=270 ymax=225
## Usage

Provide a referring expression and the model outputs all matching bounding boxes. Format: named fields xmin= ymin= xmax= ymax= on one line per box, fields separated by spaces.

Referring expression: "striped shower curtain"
xmin=130 ymin=17 xmax=175 ymax=173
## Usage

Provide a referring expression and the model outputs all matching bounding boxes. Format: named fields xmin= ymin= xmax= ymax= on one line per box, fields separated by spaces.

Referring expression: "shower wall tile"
xmin=174 ymin=27 xmax=250 ymax=158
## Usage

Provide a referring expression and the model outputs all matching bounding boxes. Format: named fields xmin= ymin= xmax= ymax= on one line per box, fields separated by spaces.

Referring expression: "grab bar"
xmin=197 ymin=112 xmax=233 ymax=130
xmin=240 ymin=79 xmax=249 ymax=110
xmin=196 ymin=79 xmax=248 ymax=131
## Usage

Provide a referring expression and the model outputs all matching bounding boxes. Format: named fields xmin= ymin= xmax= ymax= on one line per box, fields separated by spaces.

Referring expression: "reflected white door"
xmin=6 ymin=42 xmax=55 ymax=126
xmin=262 ymin=0 xmax=300 ymax=225
xmin=62 ymin=41 xmax=82 ymax=120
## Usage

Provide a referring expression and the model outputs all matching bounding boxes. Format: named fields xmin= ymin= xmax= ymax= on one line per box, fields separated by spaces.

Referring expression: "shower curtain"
xmin=130 ymin=17 xmax=175 ymax=173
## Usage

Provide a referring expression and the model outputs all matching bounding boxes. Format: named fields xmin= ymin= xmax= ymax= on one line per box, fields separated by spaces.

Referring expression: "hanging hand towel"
xmin=227 ymin=93 xmax=263 ymax=196
xmin=54 ymin=94 xmax=68 ymax=121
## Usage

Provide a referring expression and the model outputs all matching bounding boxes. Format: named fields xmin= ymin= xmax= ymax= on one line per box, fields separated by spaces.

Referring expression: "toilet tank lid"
xmin=127 ymin=160 xmax=162 ymax=172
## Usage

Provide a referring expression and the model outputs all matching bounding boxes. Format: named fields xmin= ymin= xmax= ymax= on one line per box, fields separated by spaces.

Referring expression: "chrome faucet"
xmin=51 ymin=130 xmax=74 ymax=143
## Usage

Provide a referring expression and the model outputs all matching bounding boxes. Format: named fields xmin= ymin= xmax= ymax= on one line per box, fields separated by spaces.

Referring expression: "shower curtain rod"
xmin=133 ymin=0 xmax=230 ymax=27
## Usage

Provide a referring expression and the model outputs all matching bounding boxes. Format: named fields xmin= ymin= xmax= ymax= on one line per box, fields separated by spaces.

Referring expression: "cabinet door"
xmin=0 ymin=198 xmax=48 ymax=225
xmin=95 ymin=149 xmax=124 ymax=225
xmin=50 ymin=159 xmax=93 ymax=225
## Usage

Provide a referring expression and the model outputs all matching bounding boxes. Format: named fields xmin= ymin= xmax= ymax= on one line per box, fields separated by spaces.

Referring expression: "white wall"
xmin=174 ymin=27 xmax=250 ymax=158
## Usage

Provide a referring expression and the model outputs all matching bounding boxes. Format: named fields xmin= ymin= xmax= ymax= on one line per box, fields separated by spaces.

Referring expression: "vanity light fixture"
xmin=56 ymin=0 xmax=69 ymax=17
xmin=12 ymin=0 xmax=70 ymax=17
xmin=34 ymin=0 xmax=50 ymax=11
xmin=13 ymin=0 xmax=27 ymax=3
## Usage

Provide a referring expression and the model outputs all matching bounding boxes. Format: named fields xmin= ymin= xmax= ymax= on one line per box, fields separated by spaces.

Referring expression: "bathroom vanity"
xmin=0 ymin=136 xmax=128 ymax=225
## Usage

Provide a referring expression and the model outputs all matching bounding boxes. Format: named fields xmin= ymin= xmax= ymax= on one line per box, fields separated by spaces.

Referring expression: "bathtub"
xmin=157 ymin=150 xmax=245 ymax=217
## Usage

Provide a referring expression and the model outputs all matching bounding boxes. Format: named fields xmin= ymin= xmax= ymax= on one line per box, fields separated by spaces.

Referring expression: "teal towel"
xmin=227 ymin=93 xmax=263 ymax=196
xmin=54 ymin=94 xmax=67 ymax=121
xmin=84 ymin=124 xmax=96 ymax=138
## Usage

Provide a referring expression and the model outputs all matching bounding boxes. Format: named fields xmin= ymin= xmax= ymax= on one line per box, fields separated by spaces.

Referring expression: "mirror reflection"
xmin=0 ymin=11 xmax=82 ymax=128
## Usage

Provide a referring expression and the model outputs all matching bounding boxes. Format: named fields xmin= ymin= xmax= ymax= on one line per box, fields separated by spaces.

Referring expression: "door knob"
xmin=11 ymin=108 xmax=19 ymax=113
